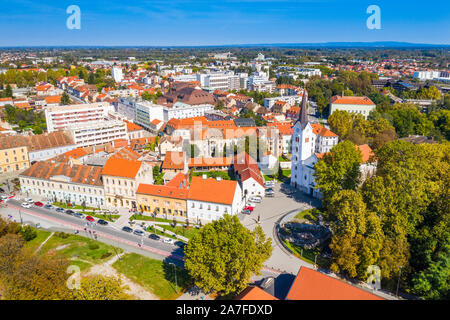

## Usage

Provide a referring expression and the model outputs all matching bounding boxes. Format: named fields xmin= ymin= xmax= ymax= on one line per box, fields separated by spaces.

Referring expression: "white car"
xmin=21 ymin=202 xmax=32 ymax=208
xmin=264 ymin=181 xmax=275 ymax=187
xmin=25 ymin=198 xmax=34 ymax=203
xmin=163 ymin=238 xmax=175 ymax=244
xmin=0 ymin=195 xmax=8 ymax=200
xmin=249 ymin=196 xmax=262 ymax=203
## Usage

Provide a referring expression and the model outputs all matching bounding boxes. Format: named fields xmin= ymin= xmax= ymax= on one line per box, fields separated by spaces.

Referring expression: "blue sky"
xmin=0 ymin=0 xmax=449 ymax=46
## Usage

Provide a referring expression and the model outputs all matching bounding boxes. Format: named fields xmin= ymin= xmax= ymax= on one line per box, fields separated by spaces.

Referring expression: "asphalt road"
xmin=6 ymin=199 xmax=185 ymax=262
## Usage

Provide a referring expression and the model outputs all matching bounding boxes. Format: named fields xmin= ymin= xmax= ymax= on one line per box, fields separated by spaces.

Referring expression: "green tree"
xmin=61 ymin=92 xmax=71 ymax=105
xmin=70 ymin=275 xmax=132 ymax=300
xmin=314 ymin=141 xmax=362 ymax=206
xmin=328 ymin=110 xmax=353 ymax=139
xmin=184 ymin=214 xmax=272 ymax=296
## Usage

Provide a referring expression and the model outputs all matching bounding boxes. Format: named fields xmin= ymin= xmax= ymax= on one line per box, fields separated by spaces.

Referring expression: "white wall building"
xmin=45 ymin=102 xmax=114 ymax=132
xmin=67 ymin=120 xmax=128 ymax=148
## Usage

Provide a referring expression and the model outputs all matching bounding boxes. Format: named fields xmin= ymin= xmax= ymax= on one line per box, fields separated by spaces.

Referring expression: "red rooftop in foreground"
xmin=286 ymin=267 xmax=384 ymax=300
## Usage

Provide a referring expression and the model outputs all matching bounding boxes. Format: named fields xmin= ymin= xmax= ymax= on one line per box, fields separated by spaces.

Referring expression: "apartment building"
xmin=67 ymin=120 xmax=128 ymax=148
xmin=102 ymin=157 xmax=154 ymax=209
xmin=0 ymin=143 xmax=29 ymax=173
xmin=45 ymin=102 xmax=114 ymax=132
xmin=19 ymin=161 xmax=105 ymax=207
xmin=329 ymin=96 xmax=376 ymax=119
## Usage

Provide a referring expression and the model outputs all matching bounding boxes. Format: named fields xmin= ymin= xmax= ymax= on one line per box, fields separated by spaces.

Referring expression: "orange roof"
xmin=0 ymin=98 xmax=13 ymax=102
xmin=188 ymin=176 xmax=238 ymax=205
xmin=165 ymin=172 xmax=190 ymax=188
xmin=357 ymin=144 xmax=375 ymax=163
xmin=125 ymin=120 xmax=144 ymax=132
xmin=162 ymin=151 xmax=185 ymax=170
xmin=286 ymin=267 xmax=384 ymax=300
xmin=45 ymin=96 xmax=61 ymax=104
xmin=235 ymin=286 xmax=278 ymax=300
xmin=137 ymin=183 xmax=188 ymax=200
xmin=188 ymin=157 xmax=233 ymax=168
xmin=65 ymin=147 xmax=88 ymax=159
xmin=102 ymin=158 xmax=142 ymax=178
xmin=331 ymin=95 xmax=375 ymax=106
xmin=14 ymin=102 xmax=31 ymax=109
xmin=311 ymin=123 xmax=338 ymax=137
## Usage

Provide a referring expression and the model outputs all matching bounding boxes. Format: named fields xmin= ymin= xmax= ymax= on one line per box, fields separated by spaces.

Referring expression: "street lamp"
xmin=314 ymin=254 xmax=318 ymax=269
xmin=169 ymin=262 xmax=178 ymax=293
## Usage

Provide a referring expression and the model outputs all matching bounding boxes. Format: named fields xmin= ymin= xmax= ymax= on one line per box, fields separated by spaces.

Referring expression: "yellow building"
xmin=136 ymin=173 xmax=189 ymax=217
xmin=0 ymin=143 xmax=29 ymax=173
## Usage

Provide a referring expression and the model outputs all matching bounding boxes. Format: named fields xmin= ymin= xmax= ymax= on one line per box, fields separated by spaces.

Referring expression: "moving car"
xmin=85 ymin=216 xmax=95 ymax=222
xmin=133 ymin=229 xmax=145 ymax=236
xmin=73 ymin=212 xmax=84 ymax=219
xmin=149 ymin=233 xmax=161 ymax=241
xmin=55 ymin=207 xmax=65 ymax=213
xmin=122 ymin=226 xmax=133 ymax=233
xmin=21 ymin=202 xmax=32 ymax=208
xmin=163 ymin=237 xmax=175 ymax=244
xmin=97 ymin=219 xmax=108 ymax=226
xmin=34 ymin=201 xmax=44 ymax=207
xmin=25 ymin=198 xmax=34 ymax=203
xmin=175 ymin=241 xmax=186 ymax=248
xmin=44 ymin=204 xmax=53 ymax=209
xmin=65 ymin=209 xmax=75 ymax=215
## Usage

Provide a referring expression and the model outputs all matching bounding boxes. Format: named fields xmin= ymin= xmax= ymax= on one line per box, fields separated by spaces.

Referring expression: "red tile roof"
xmin=162 ymin=151 xmax=185 ymax=170
xmin=188 ymin=176 xmax=238 ymax=205
xmin=102 ymin=158 xmax=142 ymax=178
xmin=331 ymin=95 xmax=375 ymax=106
xmin=137 ymin=183 xmax=188 ymax=200
xmin=235 ymin=286 xmax=278 ymax=300
xmin=357 ymin=144 xmax=375 ymax=163
xmin=286 ymin=267 xmax=384 ymax=300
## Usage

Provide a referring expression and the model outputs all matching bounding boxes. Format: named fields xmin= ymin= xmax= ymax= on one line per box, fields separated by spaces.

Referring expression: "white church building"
xmin=290 ymin=92 xmax=339 ymax=198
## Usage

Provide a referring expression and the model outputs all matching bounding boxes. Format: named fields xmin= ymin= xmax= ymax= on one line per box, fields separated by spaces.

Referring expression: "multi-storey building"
xmin=102 ymin=157 xmax=153 ymax=209
xmin=67 ymin=120 xmax=128 ymax=148
xmin=0 ymin=143 xmax=29 ymax=173
xmin=45 ymin=102 xmax=114 ymax=132
xmin=329 ymin=95 xmax=376 ymax=119
xmin=19 ymin=161 xmax=105 ymax=207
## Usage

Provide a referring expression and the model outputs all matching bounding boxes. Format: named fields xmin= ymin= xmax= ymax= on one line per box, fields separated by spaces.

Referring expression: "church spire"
xmin=299 ymin=91 xmax=309 ymax=128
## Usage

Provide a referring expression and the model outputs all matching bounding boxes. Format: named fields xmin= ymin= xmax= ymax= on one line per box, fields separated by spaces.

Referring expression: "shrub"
xmin=20 ymin=225 xmax=37 ymax=241
xmin=88 ymin=242 xmax=99 ymax=250
xmin=55 ymin=232 xmax=69 ymax=239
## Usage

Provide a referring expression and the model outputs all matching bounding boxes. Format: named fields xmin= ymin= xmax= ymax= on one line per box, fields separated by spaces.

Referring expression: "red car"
xmin=85 ymin=216 xmax=95 ymax=222
xmin=243 ymin=206 xmax=254 ymax=212
xmin=34 ymin=201 xmax=44 ymax=207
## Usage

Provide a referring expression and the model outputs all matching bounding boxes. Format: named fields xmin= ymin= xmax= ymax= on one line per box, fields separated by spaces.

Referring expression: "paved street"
xmin=240 ymin=180 xmax=321 ymax=275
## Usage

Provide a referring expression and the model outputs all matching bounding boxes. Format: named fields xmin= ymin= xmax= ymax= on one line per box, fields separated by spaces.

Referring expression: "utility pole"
xmin=19 ymin=209 xmax=23 ymax=225
xmin=396 ymin=266 xmax=402 ymax=297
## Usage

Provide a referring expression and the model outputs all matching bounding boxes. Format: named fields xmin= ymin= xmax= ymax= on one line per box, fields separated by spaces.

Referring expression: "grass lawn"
xmin=131 ymin=215 xmax=194 ymax=225
xmin=53 ymin=202 xmax=96 ymax=211
xmin=146 ymin=225 xmax=179 ymax=240
xmin=34 ymin=231 xmax=123 ymax=271
xmin=283 ymin=239 xmax=330 ymax=268
xmin=113 ymin=253 xmax=191 ymax=300
xmin=294 ymin=208 xmax=322 ymax=223
xmin=24 ymin=229 xmax=52 ymax=251
xmin=162 ymin=224 xmax=200 ymax=240
xmin=85 ymin=212 xmax=121 ymax=222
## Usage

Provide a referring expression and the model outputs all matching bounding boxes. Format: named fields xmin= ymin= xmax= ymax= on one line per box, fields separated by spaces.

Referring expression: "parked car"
xmin=25 ymin=198 xmax=34 ymax=203
xmin=34 ymin=201 xmax=44 ymax=207
xmin=74 ymin=212 xmax=84 ymax=219
xmin=0 ymin=195 xmax=8 ymax=200
xmin=243 ymin=206 xmax=254 ymax=212
xmin=266 ymin=193 xmax=275 ymax=198
xmin=122 ymin=226 xmax=133 ymax=233
xmin=0 ymin=188 xmax=5 ymax=193
xmin=242 ymin=209 xmax=251 ymax=214
xmin=44 ymin=204 xmax=53 ymax=210
xmin=264 ymin=181 xmax=275 ymax=187
xmin=65 ymin=209 xmax=75 ymax=215
xmin=55 ymin=207 xmax=65 ymax=213
xmin=133 ymin=229 xmax=145 ymax=236
xmin=248 ymin=196 xmax=262 ymax=203
xmin=97 ymin=219 xmax=108 ymax=226
xmin=163 ymin=237 xmax=175 ymax=244
xmin=85 ymin=216 xmax=95 ymax=222
xmin=149 ymin=233 xmax=161 ymax=241
xmin=265 ymin=187 xmax=274 ymax=192
xmin=21 ymin=202 xmax=32 ymax=208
